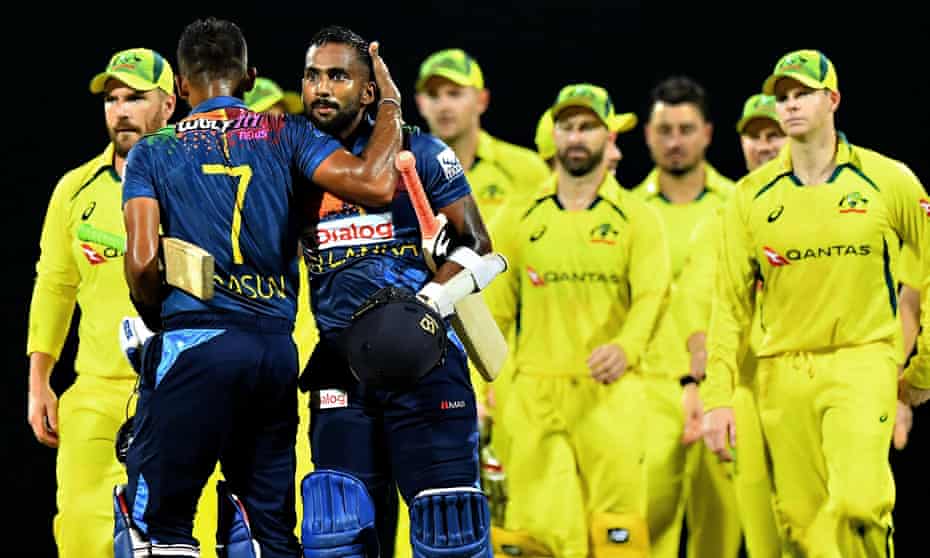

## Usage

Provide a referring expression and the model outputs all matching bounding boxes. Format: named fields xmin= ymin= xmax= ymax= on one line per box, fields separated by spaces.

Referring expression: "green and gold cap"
xmin=416 ymin=48 xmax=484 ymax=91
xmin=550 ymin=83 xmax=637 ymax=133
xmin=89 ymin=48 xmax=174 ymax=95
xmin=762 ymin=49 xmax=838 ymax=95
xmin=736 ymin=94 xmax=780 ymax=134
xmin=244 ymin=77 xmax=303 ymax=114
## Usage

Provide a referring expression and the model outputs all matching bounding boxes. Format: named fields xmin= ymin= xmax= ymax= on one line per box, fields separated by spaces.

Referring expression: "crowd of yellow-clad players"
xmin=28 ymin=41 xmax=930 ymax=558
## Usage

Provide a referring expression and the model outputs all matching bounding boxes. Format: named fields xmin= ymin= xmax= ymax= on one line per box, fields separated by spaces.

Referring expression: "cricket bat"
xmin=395 ymin=150 xmax=507 ymax=381
xmin=77 ymin=224 xmax=213 ymax=300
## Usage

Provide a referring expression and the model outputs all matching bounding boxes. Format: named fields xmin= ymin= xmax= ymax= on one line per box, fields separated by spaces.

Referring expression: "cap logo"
xmin=431 ymin=54 xmax=470 ymax=74
xmin=112 ymin=52 xmax=143 ymax=71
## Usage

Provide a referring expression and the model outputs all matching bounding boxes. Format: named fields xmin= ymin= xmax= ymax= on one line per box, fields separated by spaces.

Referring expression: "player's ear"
xmin=477 ymin=88 xmax=489 ymax=116
xmin=162 ymin=93 xmax=177 ymax=122
xmin=828 ymin=90 xmax=841 ymax=113
xmin=361 ymin=80 xmax=376 ymax=107
xmin=176 ymin=75 xmax=190 ymax=103
xmin=241 ymin=67 xmax=258 ymax=95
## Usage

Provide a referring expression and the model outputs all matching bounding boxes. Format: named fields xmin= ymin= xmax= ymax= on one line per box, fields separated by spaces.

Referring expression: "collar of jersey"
xmin=90 ymin=141 xmax=117 ymax=178
xmin=772 ymin=131 xmax=861 ymax=184
xmin=533 ymin=171 xmax=624 ymax=208
xmin=638 ymin=162 xmax=729 ymax=199
xmin=188 ymin=96 xmax=248 ymax=115
xmin=473 ymin=129 xmax=497 ymax=166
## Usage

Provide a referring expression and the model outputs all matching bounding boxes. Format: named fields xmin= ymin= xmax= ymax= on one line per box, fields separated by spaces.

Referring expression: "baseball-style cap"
xmin=736 ymin=94 xmax=780 ymax=134
xmin=415 ymin=48 xmax=484 ymax=91
xmin=89 ymin=48 xmax=175 ymax=95
xmin=550 ymin=83 xmax=637 ymax=133
xmin=244 ymin=77 xmax=303 ymax=114
xmin=535 ymin=109 xmax=556 ymax=160
xmin=762 ymin=49 xmax=838 ymax=95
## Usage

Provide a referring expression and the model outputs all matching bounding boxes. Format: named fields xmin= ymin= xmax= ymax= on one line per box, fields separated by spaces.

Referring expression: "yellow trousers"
xmin=732 ymin=383 xmax=782 ymax=558
xmin=757 ymin=344 xmax=897 ymax=558
xmin=503 ymin=372 xmax=647 ymax=558
xmin=643 ymin=376 xmax=741 ymax=558
xmin=54 ymin=374 xmax=218 ymax=558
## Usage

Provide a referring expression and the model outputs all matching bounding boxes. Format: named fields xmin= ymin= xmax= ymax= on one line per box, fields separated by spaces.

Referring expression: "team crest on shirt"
xmin=838 ymin=191 xmax=868 ymax=214
xmin=589 ymin=223 xmax=619 ymax=245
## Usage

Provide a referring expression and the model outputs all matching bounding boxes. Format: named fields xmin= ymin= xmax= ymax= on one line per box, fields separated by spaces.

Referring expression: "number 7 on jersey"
xmin=201 ymin=164 xmax=252 ymax=264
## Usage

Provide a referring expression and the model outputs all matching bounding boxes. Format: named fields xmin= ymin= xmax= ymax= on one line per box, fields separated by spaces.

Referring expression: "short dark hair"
xmin=177 ymin=17 xmax=248 ymax=83
xmin=650 ymin=76 xmax=709 ymax=121
xmin=308 ymin=25 xmax=372 ymax=80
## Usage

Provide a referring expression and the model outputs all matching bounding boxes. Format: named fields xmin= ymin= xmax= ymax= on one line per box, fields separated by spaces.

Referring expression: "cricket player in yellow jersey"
xmin=703 ymin=49 xmax=930 ymax=557
xmin=633 ymin=76 xmax=740 ymax=558
xmin=25 ymin=48 xmax=212 ymax=558
xmin=486 ymin=83 xmax=669 ymax=558
xmin=536 ymin=108 xmax=632 ymax=173
xmin=244 ymin=76 xmax=304 ymax=116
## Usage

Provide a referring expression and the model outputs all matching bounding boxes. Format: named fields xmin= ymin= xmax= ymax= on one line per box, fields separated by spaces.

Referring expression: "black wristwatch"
xmin=679 ymin=375 xmax=700 ymax=387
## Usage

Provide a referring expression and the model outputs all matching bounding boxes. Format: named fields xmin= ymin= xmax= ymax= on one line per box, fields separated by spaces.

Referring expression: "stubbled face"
xmin=415 ymin=77 xmax=485 ymax=144
xmin=104 ymin=80 xmax=171 ymax=158
xmin=553 ymin=107 xmax=608 ymax=177
xmin=645 ymin=102 xmax=711 ymax=176
xmin=303 ymin=42 xmax=373 ymax=135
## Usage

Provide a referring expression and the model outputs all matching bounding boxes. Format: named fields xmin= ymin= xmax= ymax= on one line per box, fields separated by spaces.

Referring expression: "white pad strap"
xmin=448 ymin=248 xmax=508 ymax=290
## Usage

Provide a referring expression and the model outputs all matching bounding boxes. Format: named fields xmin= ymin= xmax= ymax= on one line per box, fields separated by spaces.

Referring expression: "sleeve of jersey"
xmin=27 ymin=177 xmax=80 ymax=358
xmin=416 ymin=137 xmax=471 ymax=210
xmin=122 ymin=143 xmax=158 ymax=202
xmin=889 ymin=163 xmax=930 ymax=388
xmin=289 ymin=118 xmax=343 ymax=180
xmin=612 ymin=203 xmax=670 ymax=369
xmin=483 ymin=206 xmax=521 ymax=335
xmin=704 ymin=192 xmax=757 ymax=409
xmin=677 ymin=213 xmax=721 ymax=339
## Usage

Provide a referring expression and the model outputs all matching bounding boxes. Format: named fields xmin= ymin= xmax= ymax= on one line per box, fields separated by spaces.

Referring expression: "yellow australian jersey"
xmin=486 ymin=172 xmax=671 ymax=376
xmin=27 ymin=144 xmax=137 ymax=379
xmin=633 ymin=164 xmax=735 ymax=377
xmin=706 ymin=134 xmax=930 ymax=407
xmin=467 ymin=130 xmax=550 ymax=227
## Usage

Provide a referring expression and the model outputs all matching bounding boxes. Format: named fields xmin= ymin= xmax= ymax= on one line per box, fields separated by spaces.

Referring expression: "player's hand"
xmin=118 ymin=316 xmax=154 ymax=374
xmin=369 ymin=41 xmax=401 ymax=108
xmin=702 ymin=407 xmax=736 ymax=462
xmin=894 ymin=399 xmax=913 ymax=450
xmin=681 ymin=383 xmax=704 ymax=445
xmin=587 ymin=344 xmax=627 ymax=384
xmin=28 ymin=382 xmax=59 ymax=448
xmin=899 ymin=377 xmax=930 ymax=407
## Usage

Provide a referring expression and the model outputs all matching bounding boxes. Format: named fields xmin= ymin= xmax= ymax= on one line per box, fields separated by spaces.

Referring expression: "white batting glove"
xmin=119 ymin=317 xmax=154 ymax=373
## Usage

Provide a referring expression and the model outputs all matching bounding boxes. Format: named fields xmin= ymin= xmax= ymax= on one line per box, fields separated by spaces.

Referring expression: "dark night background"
xmin=3 ymin=4 xmax=928 ymax=557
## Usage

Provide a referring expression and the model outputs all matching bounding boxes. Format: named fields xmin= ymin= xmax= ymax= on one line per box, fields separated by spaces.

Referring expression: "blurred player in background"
xmin=118 ymin=17 xmax=403 ymax=557
xmin=634 ymin=75 xmax=740 ymax=558
xmin=703 ymin=49 xmax=930 ymax=557
xmin=488 ymin=83 xmax=668 ymax=558
xmin=245 ymin=77 xmax=304 ymax=116
xmin=535 ymin=108 xmax=631 ymax=173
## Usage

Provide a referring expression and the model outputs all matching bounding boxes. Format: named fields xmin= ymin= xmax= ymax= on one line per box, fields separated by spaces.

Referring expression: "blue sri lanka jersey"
xmin=123 ymin=96 xmax=341 ymax=321
xmin=301 ymin=120 xmax=471 ymax=336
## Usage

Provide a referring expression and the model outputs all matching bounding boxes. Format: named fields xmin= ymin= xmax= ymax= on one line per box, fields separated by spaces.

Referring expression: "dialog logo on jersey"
xmin=318 ymin=389 xmax=348 ymax=409
xmin=315 ymin=213 xmax=395 ymax=250
xmin=81 ymin=244 xmax=106 ymax=265
xmin=763 ymin=246 xmax=790 ymax=267
xmin=838 ymin=191 xmax=868 ymax=214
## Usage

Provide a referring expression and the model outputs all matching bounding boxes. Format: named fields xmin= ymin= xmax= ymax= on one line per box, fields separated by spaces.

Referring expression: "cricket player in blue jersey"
xmin=295 ymin=26 xmax=498 ymax=558
xmin=115 ymin=17 xmax=405 ymax=558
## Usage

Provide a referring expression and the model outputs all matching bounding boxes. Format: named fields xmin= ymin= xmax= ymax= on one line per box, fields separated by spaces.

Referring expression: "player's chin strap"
xmin=410 ymin=487 xmax=493 ymax=558
xmin=417 ymin=249 xmax=508 ymax=317
xmin=113 ymin=484 xmax=201 ymax=557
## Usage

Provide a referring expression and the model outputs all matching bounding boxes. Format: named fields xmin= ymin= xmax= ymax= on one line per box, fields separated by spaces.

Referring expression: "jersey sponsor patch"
xmin=526 ymin=265 xmax=545 ymax=286
xmin=763 ymin=246 xmax=790 ymax=267
xmin=437 ymin=147 xmax=464 ymax=181
xmin=318 ymin=389 xmax=348 ymax=409
xmin=315 ymin=213 xmax=395 ymax=249
xmin=81 ymin=243 xmax=106 ymax=265
xmin=920 ymin=198 xmax=930 ymax=217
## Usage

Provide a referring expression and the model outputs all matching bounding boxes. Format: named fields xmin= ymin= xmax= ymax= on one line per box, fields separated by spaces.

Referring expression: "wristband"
xmin=679 ymin=375 xmax=700 ymax=387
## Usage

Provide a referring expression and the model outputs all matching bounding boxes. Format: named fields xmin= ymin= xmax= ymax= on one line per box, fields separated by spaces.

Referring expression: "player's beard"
xmin=109 ymin=113 xmax=162 ymax=158
xmin=558 ymin=145 xmax=605 ymax=177
xmin=309 ymin=96 xmax=362 ymax=136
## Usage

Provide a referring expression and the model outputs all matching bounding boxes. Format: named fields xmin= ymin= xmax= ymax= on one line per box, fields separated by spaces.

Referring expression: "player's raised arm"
xmin=310 ymin=42 xmax=403 ymax=206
